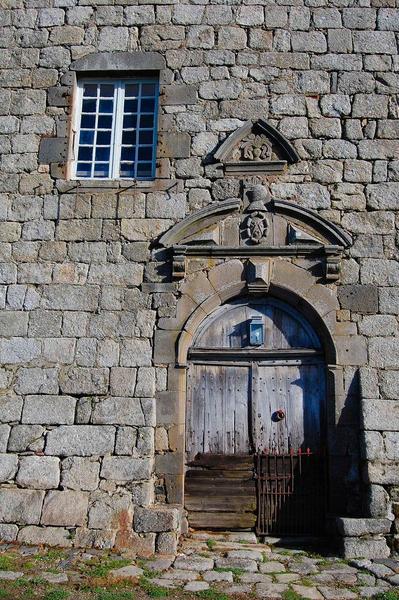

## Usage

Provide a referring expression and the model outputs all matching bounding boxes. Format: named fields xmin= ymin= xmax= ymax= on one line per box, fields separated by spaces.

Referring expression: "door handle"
xmin=273 ymin=409 xmax=285 ymax=422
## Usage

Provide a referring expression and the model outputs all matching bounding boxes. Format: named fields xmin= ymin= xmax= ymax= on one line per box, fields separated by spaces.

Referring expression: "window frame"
xmin=71 ymin=76 xmax=160 ymax=182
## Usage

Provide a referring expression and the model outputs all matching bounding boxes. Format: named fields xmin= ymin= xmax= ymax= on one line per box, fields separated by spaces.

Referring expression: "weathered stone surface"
xmin=0 ymin=453 xmax=18 ymax=482
xmin=342 ymin=537 xmax=390 ymax=559
xmin=109 ymin=564 xmax=144 ymax=579
xmin=0 ymin=489 xmax=44 ymax=524
xmin=17 ymin=456 xmax=60 ymax=489
xmin=61 ymin=457 xmax=100 ymax=491
xmin=215 ymin=557 xmax=258 ymax=572
xmin=8 ymin=425 xmax=45 ymax=452
xmin=92 ymin=397 xmax=144 ymax=426
xmin=18 ymin=526 xmax=72 ymax=548
xmin=0 ymin=524 xmax=18 ymax=542
xmin=362 ymin=400 xmax=399 ymax=431
xmin=101 ymin=457 xmax=152 ymax=482
xmin=22 ymin=395 xmax=76 ymax=425
xmin=156 ymin=531 xmax=178 ymax=554
xmin=174 ymin=556 xmax=214 ymax=571
xmin=134 ymin=506 xmax=180 ymax=533
xmin=338 ymin=285 xmax=378 ymax=314
xmin=59 ymin=368 xmax=109 ymax=395
xmin=45 ymin=426 xmax=115 ymax=457
xmin=41 ymin=491 xmax=89 ymax=526
xmin=0 ymin=571 xmax=23 ymax=581
xmin=336 ymin=518 xmax=392 ymax=537
xmin=0 ymin=396 xmax=23 ymax=423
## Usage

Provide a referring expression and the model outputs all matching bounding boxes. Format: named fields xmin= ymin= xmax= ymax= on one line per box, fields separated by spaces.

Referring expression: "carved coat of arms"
xmin=240 ymin=185 xmax=271 ymax=245
xmin=245 ymin=211 xmax=269 ymax=244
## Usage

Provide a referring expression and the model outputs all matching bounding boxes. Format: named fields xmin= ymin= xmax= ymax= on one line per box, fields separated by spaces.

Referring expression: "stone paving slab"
xmin=0 ymin=531 xmax=398 ymax=599
xmin=292 ymin=584 xmax=324 ymax=599
xmin=0 ymin=570 xmax=23 ymax=580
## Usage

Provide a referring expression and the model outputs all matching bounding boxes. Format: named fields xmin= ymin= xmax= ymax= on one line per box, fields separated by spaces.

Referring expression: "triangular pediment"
xmin=214 ymin=119 xmax=300 ymax=175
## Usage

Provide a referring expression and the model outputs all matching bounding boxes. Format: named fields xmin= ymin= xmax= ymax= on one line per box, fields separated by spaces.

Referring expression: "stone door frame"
xmin=153 ymin=257 xmax=358 ymax=529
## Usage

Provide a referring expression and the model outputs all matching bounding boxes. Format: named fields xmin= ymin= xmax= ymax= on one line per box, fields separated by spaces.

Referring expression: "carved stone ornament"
xmin=172 ymin=254 xmax=186 ymax=279
xmin=241 ymin=185 xmax=271 ymax=245
xmin=247 ymin=258 xmax=274 ymax=294
xmin=159 ymin=188 xmax=352 ymax=284
xmin=245 ymin=211 xmax=269 ymax=244
xmin=232 ymin=134 xmax=273 ymax=162
xmin=213 ymin=119 xmax=300 ymax=176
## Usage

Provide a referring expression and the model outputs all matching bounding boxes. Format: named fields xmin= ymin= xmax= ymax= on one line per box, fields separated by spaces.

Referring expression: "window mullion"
xmin=72 ymin=81 xmax=83 ymax=179
xmin=112 ymin=81 xmax=124 ymax=180
xmin=91 ymin=84 xmax=100 ymax=179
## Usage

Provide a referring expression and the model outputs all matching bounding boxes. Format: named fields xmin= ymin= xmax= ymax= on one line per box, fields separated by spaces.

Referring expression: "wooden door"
xmin=252 ymin=360 xmax=325 ymax=454
xmin=185 ymin=363 xmax=256 ymax=529
xmin=186 ymin=364 xmax=251 ymax=460
xmin=184 ymin=297 xmax=326 ymax=532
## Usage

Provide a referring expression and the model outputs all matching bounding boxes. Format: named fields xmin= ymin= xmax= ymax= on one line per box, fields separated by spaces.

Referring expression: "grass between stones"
xmin=373 ymin=592 xmax=399 ymax=600
xmin=0 ymin=555 xmax=15 ymax=570
xmin=197 ymin=589 xmax=229 ymax=600
xmin=206 ymin=540 xmax=217 ymax=551
xmin=80 ymin=558 xmax=132 ymax=578
xmin=281 ymin=591 xmax=304 ymax=600
xmin=138 ymin=576 xmax=170 ymax=598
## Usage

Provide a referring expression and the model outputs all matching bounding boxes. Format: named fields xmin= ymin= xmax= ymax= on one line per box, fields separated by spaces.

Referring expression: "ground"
xmin=0 ymin=532 xmax=398 ymax=600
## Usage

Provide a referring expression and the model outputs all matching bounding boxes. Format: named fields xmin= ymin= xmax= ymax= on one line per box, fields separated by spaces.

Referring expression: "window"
xmin=73 ymin=78 xmax=159 ymax=180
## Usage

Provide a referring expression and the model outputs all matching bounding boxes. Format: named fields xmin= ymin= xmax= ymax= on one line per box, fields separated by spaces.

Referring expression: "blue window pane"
xmin=142 ymin=83 xmax=156 ymax=96
xmin=136 ymin=162 xmax=153 ymax=178
xmin=125 ymin=84 xmax=139 ymax=97
xmin=97 ymin=115 xmax=113 ymax=129
xmin=100 ymin=84 xmax=114 ymax=97
xmin=83 ymin=84 xmax=97 ymax=97
xmin=96 ymin=130 xmax=111 ymax=145
xmin=141 ymin=98 xmax=155 ymax=113
xmin=140 ymin=114 xmax=154 ymax=128
xmin=121 ymin=146 xmax=136 ymax=161
xmin=124 ymin=99 xmax=138 ymax=113
xmin=80 ymin=130 xmax=95 ymax=145
xmin=76 ymin=162 xmax=92 ymax=177
xmin=120 ymin=163 xmax=135 ymax=177
xmin=122 ymin=130 xmax=135 ymax=144
xmin=99 ymin=99 xmax=113 ymax=113
xmin=82 ymin=99 xmax=96 ymax=113
xmin=94 ymin=163 xmax=109 ymax=177
xmin=78 ymin=146 xmax=93 ymax=161
xmin=123 ymin=114 xmax=137 ymax=129
xmin=95 ymin=147 xmax=110 ymax=161
xmin=80 ymin=114 xmax=95 ymax=129
xmin=77 ymin=79 xmax=158 ymax=180
xmin=139 ymin=130 xmax=153 ymax=144
xmin=138 ymin=146 xmax=153 ymax=161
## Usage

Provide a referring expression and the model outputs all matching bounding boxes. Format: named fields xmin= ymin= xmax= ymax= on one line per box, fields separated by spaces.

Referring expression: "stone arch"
xmin=176 ymin=259 xmax=339 ymax=367
xmin=154 ymin=257 xmax=367 ymax=525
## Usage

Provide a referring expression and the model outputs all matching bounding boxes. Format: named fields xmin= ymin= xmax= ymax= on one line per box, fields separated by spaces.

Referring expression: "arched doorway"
xmin=184 ymin=296 xmax=327 ymax=536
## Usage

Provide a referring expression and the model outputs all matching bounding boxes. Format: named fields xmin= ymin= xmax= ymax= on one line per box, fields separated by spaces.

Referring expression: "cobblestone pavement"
xmin=0 ymin=531 xmax=398 ymax=599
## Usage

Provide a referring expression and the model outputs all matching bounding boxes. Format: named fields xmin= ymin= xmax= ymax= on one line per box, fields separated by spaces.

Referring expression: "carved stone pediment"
xmin=159 ymin=185 xmax=352 ymax=284
xmin=214 ymin=119 xmax=300 ymax=176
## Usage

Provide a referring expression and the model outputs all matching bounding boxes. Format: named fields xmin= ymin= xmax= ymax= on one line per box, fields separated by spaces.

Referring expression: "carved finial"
xmin=246 ymin=185 xmax=271 ymax=214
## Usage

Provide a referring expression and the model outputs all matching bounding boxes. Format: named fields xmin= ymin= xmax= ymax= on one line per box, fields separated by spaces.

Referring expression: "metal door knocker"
xmin=272 ymin=409 xmax=285 ymax=422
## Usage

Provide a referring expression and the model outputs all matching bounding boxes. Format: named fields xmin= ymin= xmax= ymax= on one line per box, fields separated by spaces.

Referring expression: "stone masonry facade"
xmin=1 ymin=0 xmax=399 ymax=558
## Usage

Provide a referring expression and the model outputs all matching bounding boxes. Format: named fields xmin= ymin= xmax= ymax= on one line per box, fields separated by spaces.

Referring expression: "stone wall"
xmin=0 ymin=0 xmax=399 ymax=555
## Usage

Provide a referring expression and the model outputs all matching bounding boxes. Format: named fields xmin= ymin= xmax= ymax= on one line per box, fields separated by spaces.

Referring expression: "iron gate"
xmin=255 ymin=449 xmax=325 ymax=536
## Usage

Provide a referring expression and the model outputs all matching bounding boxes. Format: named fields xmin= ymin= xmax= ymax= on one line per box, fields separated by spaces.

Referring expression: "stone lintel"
xmin=70 ymin=51 xmax=165 ymax=72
